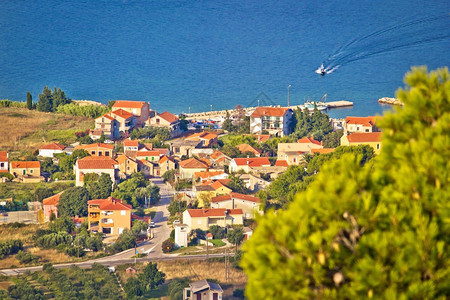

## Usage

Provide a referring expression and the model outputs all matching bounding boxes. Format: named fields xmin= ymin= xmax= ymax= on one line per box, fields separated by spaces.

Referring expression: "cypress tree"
xmin=26 ymin=92 xmax=33 ymax=110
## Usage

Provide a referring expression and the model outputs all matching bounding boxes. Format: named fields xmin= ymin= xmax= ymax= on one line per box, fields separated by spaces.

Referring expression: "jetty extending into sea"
xmin=184 ymin=100 xmax=353 ymax=120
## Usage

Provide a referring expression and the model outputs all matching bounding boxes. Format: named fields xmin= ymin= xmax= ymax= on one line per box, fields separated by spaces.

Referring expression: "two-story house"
xmin=179 ymin=158 xmax=209 ymax=179
xmin=250 ymin=107 xmax=294 ymax=136
xmin=183 ymin=280 xmax=223 ymax=300
xmin=345 ymin=116 xmax=381 ymax=133
xmin=42 ymin=192 xmax=63 ymax=222
xmin=147 ymin=111 xmax=183 ymax=137
xmin=229 ymin=157 xmax=271 ymax=173
xmin=340 ymin=132 xmax=382 ymax=154
xmin=74 ymin=143 xmax=114 ymax=158
xmin=0 ymin=151 xmax=9 ymax=174
xmin=112 ymin=100 xmax=150 ymax=127
xmin=211 ymin=192 xmax=262 ymax=219
xmin=93 ymin=113 xmax=120 ymax=140
xmin=276 ymin=138 xmax=324 ymax=166
xmin=88 ymin=196 xmax=132 ymax=235
xmin=74 ymin=156 xmax=118 ymax=186
xmin=182 ymin=208 xmax=243 ymax=231
xmin=39 ymin=143 xmax=66 ymax=158
xmin=10 ymin=161 xmax=41 ymax=182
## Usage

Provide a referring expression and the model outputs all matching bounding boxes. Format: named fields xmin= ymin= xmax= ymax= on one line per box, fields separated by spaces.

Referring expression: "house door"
xmin=213 ymin=293 xmax=218 ymax=300
xmin=196 ymin=293 xmax=201 ymax=300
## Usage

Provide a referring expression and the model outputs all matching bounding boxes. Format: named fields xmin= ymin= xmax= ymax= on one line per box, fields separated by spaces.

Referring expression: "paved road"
xmin=0 ymin=176 xmax=180 ymax=276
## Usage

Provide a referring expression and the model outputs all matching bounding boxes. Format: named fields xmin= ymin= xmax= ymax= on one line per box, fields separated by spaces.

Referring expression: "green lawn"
xmin=209 ymin=239 xmax=226 ymax=247
xmin=145 ymin=283 xmax=169 ymax=298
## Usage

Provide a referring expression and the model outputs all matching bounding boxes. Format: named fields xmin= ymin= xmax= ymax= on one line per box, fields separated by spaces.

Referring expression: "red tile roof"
xmin=153 ymin=148 xmax=170 ymax=155
xmin=210 ymin=150 xmax=225 ymax=160
xmin=11 ymin=161 xmax=40 ymax=169
xmin=112 ymin=100 xmax=146 ymax=109
xmin=347 ymin=132 xmax=382 ymax=143
xmin=0 ymin=151 xmax=8 ymax=162
xmin=42 ymin=192 xmax=63 ymax=206
xmin=116 ymin=154 xmax=136 ymax=164
xmin=158 ymin=111 xmax=178 ymax=123
xmin=297 ymin=137 xmax=322 ymax=146
xmin=112 ymin=109 xmax=135 ymax=119
xmin=179 ymin=157 xmax=209 ymax=169
xmin=312 ymin=148 xmax=335 ymax=154
xmin=255 ymin=134 xmax=271 ymax=142
xmin=77 ymin=156 xmax=117 ymax=169
xmin=124 ymin=139 xmax=139 ymax=147
xmin=275 ymin=160 xmax=289 ymax=167
xmin=237 ymin=144 xmax=262 ymax=155
xmin=75 ymin=143 xmax=114 ymax=150
xmin=97 ymin=113 xmax=115 ymax=121
xmin=136 ymin=151 xmax=160 ymax=157
xmin=88 ymin=196 xmax=132 ymax=210
xmin=345 ymin=116 xmax=379 ymax=127
xmin=187 ymin=208 xmax=243 ymax=218
xmin=194 ymin=171 xmax=225 ymax=179
xmin=211 ymin=192 xmax=260 ymax=203
xmin=251 ymin=107 xmax=289 ymax=118
xmin=40 ymin=143 xmax=66 ymax=151
xmin=185 ymin=131 xmax=218 ymax=141
xmin=159 ymin=155 xmax=176 ymax=164
xmin=233 ymin=157 xmax=271 ymax=167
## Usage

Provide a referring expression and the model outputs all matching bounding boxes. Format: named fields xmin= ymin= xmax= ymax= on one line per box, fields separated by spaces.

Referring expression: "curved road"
xmin=0 ymin=177 xmax=227 ymax=276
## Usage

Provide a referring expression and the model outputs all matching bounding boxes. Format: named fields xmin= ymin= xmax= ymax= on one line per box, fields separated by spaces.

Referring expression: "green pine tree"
xmin=241 ymin=67 xmax=450 ymax=299
xmin=37 ymin=86 xmax=53 ymax=112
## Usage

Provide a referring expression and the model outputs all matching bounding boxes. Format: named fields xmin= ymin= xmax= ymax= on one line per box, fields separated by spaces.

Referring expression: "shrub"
xmin=162 ymin=238 xmax=175 ymax=253
xmin=35 ymin=232 xmax=72 ymax=249
xmin=0 ymin=239 xmax=23 ymax=258
xmin=64 ymin=246 xmax=85 ymax=257
xmin=233 ymin=288 xmax=245 ymax=298
xmin=16 ymin=251 xmax=39 ymax=264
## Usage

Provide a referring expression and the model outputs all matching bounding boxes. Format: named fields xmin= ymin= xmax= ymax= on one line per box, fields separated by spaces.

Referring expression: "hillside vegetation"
xmin=0 ymin=107 xmax=93 ymax=152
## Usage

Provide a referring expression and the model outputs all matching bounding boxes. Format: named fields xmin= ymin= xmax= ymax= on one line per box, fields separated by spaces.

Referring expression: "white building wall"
xmin=174 ymin=225 xmax=189 ymax=248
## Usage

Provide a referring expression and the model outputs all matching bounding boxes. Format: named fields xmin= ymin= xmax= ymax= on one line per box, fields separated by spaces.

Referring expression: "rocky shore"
xmin=378 ymin=97 xmax=403 ymax=106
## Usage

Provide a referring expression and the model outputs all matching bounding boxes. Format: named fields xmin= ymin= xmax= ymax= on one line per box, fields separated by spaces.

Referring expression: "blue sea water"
xmin=0 ymin=0 xmax=449 ymax=119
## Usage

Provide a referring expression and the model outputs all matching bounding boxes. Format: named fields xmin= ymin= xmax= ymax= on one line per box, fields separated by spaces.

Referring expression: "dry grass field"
xmin=118 ymin=259 xmax=247 ymax=299
xmin=0 ymin=107 xmax=93 ymax=152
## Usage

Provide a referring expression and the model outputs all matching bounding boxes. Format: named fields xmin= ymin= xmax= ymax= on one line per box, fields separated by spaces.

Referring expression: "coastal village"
xmin=0 ymin=94 xmax=386 ymax=298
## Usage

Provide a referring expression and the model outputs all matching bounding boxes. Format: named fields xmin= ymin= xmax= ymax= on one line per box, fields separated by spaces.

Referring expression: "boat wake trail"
xmin=317 ymin=14 xmax=450 ymax=74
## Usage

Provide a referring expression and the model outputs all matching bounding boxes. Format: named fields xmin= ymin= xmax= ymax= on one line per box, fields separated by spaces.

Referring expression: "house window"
xmin=91 ymin=151 xmax=96 ymax=155
xmin=357 ymin=126 xmax=360 ymax=131
xmin=105 ymin=151 xmax=110 ymax=156
xmin=152 ymin=156 xmax=154 ymax=161
xmin=156 ymin=118 xmax=160 ymax=124
xmin=1 ymin=163 xmax=4 ymax=168
xmin=23 ymin=170 xmax=26 ymax=175
xmin=98 ymin=151 xmax=103 ymax=156
xmin=293 ymin=158 xmax=297 ymax=163
xmin=30 ymin=169 xmax=33 ymax=173
xmin=365 ymin=129 xmax=369 ymax=132
xmin=377 ymin=144 xmax=380 ymax=149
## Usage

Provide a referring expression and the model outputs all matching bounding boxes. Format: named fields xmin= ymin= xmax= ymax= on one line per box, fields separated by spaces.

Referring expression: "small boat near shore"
xmin=303 ymin=94 xmax=328 ymax=111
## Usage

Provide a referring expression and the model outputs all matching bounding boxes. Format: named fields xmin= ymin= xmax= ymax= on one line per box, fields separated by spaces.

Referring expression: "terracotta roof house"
xmin=182 ymin=208 xmax=244 ymax=230
xmin=209 ymin=150 xmax=231 ymax=168
xmin=89 ymin=129 xmax=104 ymax=141
xmin=277 ymin=141 xmax=323 ymax=166
xmin=194 ymin=179 xmax=232 ymax=207
xmin=184 ymin=131 xmax=218 ymax=148
xmin=183 ymin=279 xmax=223 ymax=300
xmin=237 ymin=173 xmax=270 ymax=192
xmin=229 ymin=157 xmax=271 ymax=173
xmin=275 ymin=160 xmax=289 ymax=167
xmin=153 ymin=148 xmax=170 ymax=156
xmin=10 ymin=161 xmax=41 ymax=183
xmin=112 ymin=100 xmax=150 ymax=127
xmin=74 ymin=156 xmax=118 ymax=186
xmin=42 ymin=192 xmax=63 ymax=222
xmin=159 ymin=155 xmax=177 ymax=175
xmin=179 ymin=157 xmax=209 ymax=179
xmin=211 ymin=192 xmax=262 ymax=219
xmin=193 ymin=171 xmax=228 ymax=182
xmin=74 ymin=143 xmax=114 ymax=158
xmin=237 ymin=144 xmax=262 ymax=157
xmin=297 ymin=136 xmax=322 ymax=146
xmin=116 ymin=154 xmax=138 ymax=177
xmin=110 ymin=109 xmax=137 ymax=133
xmin=136 ymin=150 xmax=160 ymax=163
xmin=88 ymin=196 xmax=132 ymax=235
xmin=39 ymin=143 xmax=66 ymax=158
xmin=341 ymin=132 xmax=382 ymax=154
xmin=250 ymin=106 xmax=294 ymax=137
xmin=94 ymin=113 xmax=120 ymax=140
xmin=345 ymin=116 xmax=381 ymax=133
xmin=147 ymin=111 xmax=183 ymax=137
xmin=0 ymin=151 xmax=9 ymax=174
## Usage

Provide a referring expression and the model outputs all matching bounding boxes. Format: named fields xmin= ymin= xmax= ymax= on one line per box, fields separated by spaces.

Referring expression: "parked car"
xmin=150 ymin=222 xmax=155 ymax=228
